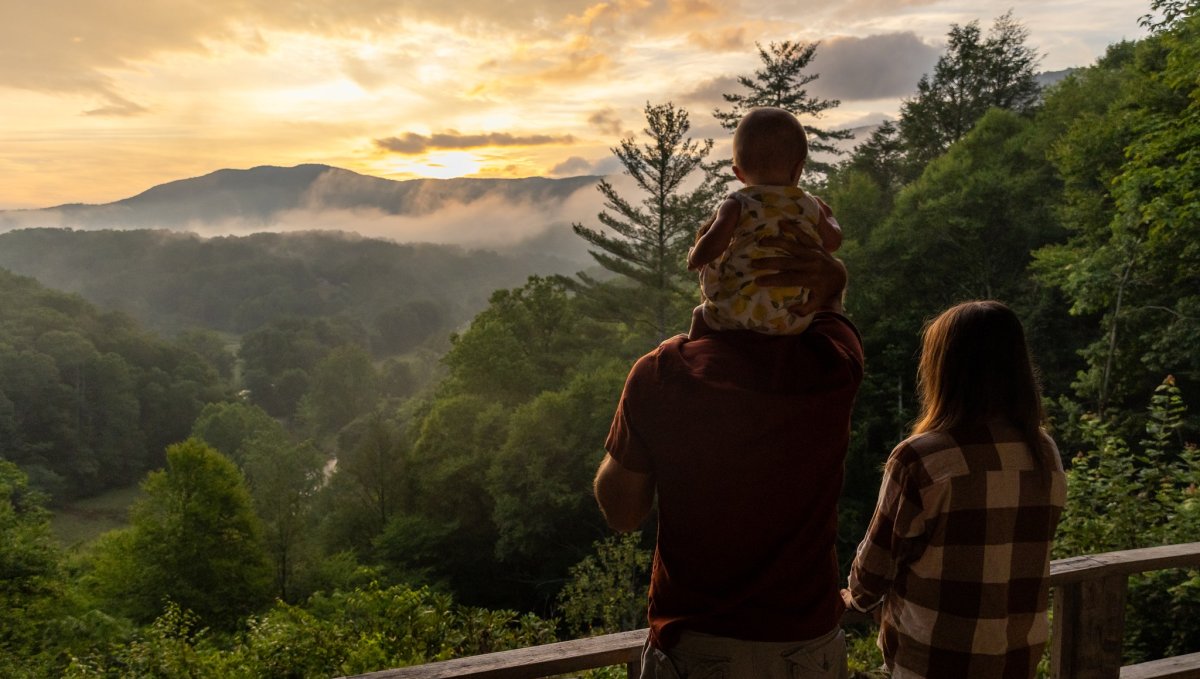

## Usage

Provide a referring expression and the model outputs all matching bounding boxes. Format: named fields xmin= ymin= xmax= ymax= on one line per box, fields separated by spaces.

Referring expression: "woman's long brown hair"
xmin=912 ymin=300 xmax=1053 ymax=468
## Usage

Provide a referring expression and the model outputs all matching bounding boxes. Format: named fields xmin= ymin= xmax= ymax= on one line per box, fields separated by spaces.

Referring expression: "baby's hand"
xmin=687 ymin=197 xmax=741 ymax=271
xmin=813 ymin=196 xmax=843 ymax=253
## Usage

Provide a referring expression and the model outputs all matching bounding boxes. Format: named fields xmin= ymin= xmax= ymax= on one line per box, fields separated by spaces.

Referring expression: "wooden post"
xmin=1051 ymin=574 xmax=1128 ymax=679
xmin=626 ymin=658 xmax=641 ymax=678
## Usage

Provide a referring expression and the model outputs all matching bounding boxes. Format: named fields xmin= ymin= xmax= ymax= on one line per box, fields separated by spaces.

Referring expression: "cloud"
xmin=687 ymin=25 xmax=749 ymax=52
xmin=679 ymin=75 xmax=740 ymax=109
xmin=341 ymin=54 xmax=395 ymax=90
xmin=0 ymin=0 xmax=602 ymax=102
xmin=536 ymin=50 xmax=613 ymax=83
xmin=83 ymin=93 xmax=150 ymax=117
xmin=548 ymin=155 xmax=622 ymax=176
xmin=587 ymin=108 xmax=625 ymax=136
xmin=375 ymin=131 xmax=577 ymax=154
xmin=807 ymin=33 xmax=941 ymax=100
xmin=550 ymin=156 xmax=595 ymax=176
xmin=656 ymin=0 xmax=722 ymax=27
xmin=838 ymin=112 xmax=896 ymax=129
xmin=680 ymin=33 xmax=940 ymax=108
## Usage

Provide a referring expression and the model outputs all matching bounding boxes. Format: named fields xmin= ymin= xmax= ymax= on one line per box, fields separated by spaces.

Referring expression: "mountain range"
xmin=0 ymin=165 xmax=601 ymax=233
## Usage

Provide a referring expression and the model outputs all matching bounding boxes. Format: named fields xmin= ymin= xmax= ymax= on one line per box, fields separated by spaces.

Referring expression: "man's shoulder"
xmin=681 ymin=314 xmax=861 ymax=353
xmin=632 ymin=315 xmax=863 ymax=390
xmin=623 ymin=334 xmax=685 ymax=383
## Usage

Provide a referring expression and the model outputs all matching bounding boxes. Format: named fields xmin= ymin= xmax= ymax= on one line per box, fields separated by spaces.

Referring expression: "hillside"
xmin=0 ymin=165 xmax=600 ymax=233
xmin=0 ymin=228 xmax=584 ymax=337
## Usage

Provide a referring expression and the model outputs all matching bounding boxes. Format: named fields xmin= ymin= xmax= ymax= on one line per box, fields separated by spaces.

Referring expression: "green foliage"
xmin=0 ymin=461 xmax=66 ymax=664
xmin=174 ymin=328 xmax=237 ymax=382
xmin=63 ymin=603 xmax=224 ymax=679
xmin=386 ymin=394 xmax=507 ymax=599
xmin=373 ymin=300 xmax=447 ymax=356
xmin=838 ymin=108 xmax=1067 ymax=530
xmin=191 ymin=400 xmax=286 ymax=466
xmin=0 ymin=270 xmax=224 ymax=500
xmin=442 ymin=276 xmax=590 ymax=405
xmin=487 ymin=361 xmax=627 ymax=575
xmin=63 ymin=584 xmax=558 ymax=679
xmin=299 ymin=344 xmax=380 ymax=437
xmin=391 ymin=276 xmax=633 ymax=608
xmin=557 ymin=532 xmax=651 ymax=637
xmin=1033 ymin=11 xmax=1200 ymax=420
xmin=713 ymin=41 xmax=851 ymax=175
xmin=241 ymin=434 xmax=325 ymax=603
xmin=323 ymin=415 xmax=411 ymax=553
xmin=570 ymin=102 xmax=723 ymax=341
xmin=845 ymin=628 xmax=888 ymax=678
xmin=825 ymin=121 xmax=905 ymax=243
xmin=6 ymin=10 xmax=1200 ymax=674
xmin=238 ymin=315 xmax=365 ymax=419
xmin=1056 ymin=376 xmax=1200 ymax=662
xmin=899 ymin=11 xmax=1042 ymax=168
xmin=1141 ymin=0 xmax=1200 ymax=31
xmin=87 ymin=439 xmax=272 ymax=630
xmin=0 ymin=229 xmax=576 ymax=341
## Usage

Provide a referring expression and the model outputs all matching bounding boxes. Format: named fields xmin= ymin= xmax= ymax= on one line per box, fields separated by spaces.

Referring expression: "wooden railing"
xmin=340 ymin=543 xmax=1200 ymax=679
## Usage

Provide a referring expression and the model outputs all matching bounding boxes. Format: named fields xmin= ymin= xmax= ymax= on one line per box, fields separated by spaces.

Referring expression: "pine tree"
xmin=570 ymin=102 xmax=722 ymax=341
xmin=714 ymin=41 xmax=851 ymax=176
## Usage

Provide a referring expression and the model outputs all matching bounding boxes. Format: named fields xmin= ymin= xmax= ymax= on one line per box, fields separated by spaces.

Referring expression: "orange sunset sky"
xmin=0 ymin=0 xmax=1149 ymax=209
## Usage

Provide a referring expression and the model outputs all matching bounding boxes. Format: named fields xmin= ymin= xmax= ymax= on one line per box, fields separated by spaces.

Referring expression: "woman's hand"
xmin=751 ymin=218 xmax=847 ymax=316
xmin=840 ymin=588 xmax=878 ymax=625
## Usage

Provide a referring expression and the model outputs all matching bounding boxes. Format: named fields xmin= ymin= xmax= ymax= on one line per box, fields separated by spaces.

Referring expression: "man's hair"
xmin=913 ymin=300 xmax=1055 ymax=471
xmin=732 ymin=107 xmax=808 ymax=178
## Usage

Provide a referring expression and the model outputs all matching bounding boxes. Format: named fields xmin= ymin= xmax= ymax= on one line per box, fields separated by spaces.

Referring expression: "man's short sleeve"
xmin=604 ymin=354 xmax=656 ymax=474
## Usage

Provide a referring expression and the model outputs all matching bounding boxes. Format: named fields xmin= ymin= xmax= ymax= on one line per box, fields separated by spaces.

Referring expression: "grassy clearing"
xmin=51 ymin=484 xmax=143 ymax=548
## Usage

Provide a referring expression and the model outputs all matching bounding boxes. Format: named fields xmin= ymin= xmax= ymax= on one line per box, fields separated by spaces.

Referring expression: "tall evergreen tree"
xmin=570 ymin=102 xmax=722 ymax=341
xmin=713 ymin=41 xmax=852 ymax=175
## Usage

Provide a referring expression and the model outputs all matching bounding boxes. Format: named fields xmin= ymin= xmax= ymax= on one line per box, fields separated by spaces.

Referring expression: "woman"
xmin=843 ymin=300 xmax=1067 ymax=679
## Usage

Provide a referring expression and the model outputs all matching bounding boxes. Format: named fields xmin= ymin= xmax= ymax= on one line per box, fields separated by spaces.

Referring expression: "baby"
xmin=687 ymin=107 xmax=842 ymax=337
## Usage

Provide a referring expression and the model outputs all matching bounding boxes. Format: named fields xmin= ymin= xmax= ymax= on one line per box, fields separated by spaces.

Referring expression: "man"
xmin=594 ymin=231 xmax=862 ymax=678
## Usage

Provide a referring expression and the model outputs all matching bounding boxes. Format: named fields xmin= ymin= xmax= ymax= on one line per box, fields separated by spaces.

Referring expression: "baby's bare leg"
xmin=688 ymin=305 xmax=713 ymax=340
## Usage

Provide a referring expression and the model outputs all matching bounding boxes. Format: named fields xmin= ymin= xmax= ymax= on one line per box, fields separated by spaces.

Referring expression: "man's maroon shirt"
xmin=605 ymin=313 xmax=863 ymax=649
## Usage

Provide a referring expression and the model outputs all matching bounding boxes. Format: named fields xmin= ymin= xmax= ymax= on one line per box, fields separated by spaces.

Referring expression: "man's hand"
xmin=751 ymin=218 xmax=847 ymax=316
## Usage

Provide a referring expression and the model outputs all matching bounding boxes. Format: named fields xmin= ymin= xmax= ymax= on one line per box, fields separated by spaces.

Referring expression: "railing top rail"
xmin=1047 ymin=542 xmax=1200 ymax=586
xmin=341 ymin=629 xmax=645 ymax=679
xmin=339 ymin=542 xmax=1200 ymax=679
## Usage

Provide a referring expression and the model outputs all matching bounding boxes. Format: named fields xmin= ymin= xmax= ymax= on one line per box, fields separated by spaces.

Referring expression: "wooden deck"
xmin=341 ymin=542 xmax=1200 ymax=679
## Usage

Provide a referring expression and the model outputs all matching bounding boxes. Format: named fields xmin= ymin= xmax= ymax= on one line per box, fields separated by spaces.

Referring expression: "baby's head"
xmin=732 ymin=107 xmax=808 ymax=186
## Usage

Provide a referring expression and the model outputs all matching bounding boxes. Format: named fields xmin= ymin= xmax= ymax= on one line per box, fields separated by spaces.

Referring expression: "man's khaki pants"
xmin=639 ymin=627 xmax=848 ymax=679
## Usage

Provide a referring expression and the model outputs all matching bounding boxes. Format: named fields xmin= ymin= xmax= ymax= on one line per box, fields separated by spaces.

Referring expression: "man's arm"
xmin=594 ymin=453 xmax=655 ymax=532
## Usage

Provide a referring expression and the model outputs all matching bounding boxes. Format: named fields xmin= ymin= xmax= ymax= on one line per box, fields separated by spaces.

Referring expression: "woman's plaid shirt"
xmin=847 ymin=422 xmax=1067 ymax=679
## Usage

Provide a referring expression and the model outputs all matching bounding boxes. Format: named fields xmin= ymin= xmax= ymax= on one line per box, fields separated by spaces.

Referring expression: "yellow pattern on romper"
xmin=698 ymin=185 xmax=824 ymax=335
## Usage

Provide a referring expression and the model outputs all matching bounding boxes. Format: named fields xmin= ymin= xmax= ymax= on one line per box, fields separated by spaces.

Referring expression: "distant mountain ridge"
xmin=0 ymin=165 xmax=601 ymax=231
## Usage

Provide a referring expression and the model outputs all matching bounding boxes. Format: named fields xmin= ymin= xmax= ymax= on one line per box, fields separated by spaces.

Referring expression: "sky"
xmin=0 ymin=0 xmax=1150 ymax=210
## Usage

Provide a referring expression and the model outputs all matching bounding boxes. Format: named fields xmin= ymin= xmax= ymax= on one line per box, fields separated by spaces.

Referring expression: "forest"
xmin=1 ymin=1 xmax=1198 ymax=677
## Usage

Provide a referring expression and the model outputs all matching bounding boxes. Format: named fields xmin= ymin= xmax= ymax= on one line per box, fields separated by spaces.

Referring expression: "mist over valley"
xmin=0 ymin=164 xmax=604 ymax=263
